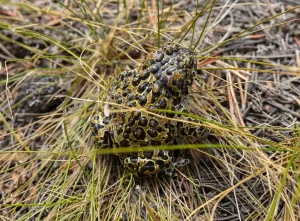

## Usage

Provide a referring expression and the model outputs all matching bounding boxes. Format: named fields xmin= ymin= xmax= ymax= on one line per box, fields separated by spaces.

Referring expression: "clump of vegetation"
xmin=0 ymin=1 xmax=299 ymax=220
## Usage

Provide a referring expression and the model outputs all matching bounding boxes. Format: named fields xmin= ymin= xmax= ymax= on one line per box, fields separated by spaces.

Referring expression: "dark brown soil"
xmin=0 ymin=1 xmax=299 ymax=220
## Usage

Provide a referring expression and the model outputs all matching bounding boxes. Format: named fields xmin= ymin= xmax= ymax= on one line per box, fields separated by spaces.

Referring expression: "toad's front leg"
xmin=90 ymin=113 xmax=114 ymax=148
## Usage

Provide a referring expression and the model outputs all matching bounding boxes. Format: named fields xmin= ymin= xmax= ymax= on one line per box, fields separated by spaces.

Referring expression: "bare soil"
xmin=0 ymin=1 xmax=299 ymax=220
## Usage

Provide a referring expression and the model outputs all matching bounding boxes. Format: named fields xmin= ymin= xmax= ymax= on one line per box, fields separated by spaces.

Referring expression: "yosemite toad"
xmin=91 ymin=42 xmax=201 ymax=177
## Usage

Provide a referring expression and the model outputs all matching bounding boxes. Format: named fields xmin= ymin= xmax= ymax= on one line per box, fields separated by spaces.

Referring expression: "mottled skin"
xmin=91 ymin=42 xmax=201 ymax=177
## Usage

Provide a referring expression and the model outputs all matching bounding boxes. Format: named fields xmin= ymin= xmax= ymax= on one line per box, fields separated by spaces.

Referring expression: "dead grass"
xmin=0 ymin=0 xmax=300 ymax=220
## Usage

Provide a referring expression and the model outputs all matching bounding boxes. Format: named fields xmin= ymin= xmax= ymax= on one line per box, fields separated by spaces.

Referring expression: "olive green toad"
xmin=91 ymin=42 xmax=201 ymax=177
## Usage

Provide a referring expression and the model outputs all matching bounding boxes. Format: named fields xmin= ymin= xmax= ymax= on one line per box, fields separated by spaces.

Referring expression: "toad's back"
xmin=91 ymin=42 xmax=198 ymax=176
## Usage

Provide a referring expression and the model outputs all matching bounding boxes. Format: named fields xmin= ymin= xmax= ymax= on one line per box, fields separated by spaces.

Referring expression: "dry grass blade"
xmin=0 ymin=1 xmax=299 ymax=220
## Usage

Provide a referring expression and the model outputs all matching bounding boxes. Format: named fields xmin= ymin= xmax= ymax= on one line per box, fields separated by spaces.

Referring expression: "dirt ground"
xmin=0 ymin=0 xmax=299 ymax=220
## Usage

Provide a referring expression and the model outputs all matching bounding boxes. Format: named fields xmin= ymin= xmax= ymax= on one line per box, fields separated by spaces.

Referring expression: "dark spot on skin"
xmin=168 ymin=60 xmax=174 ymax=66
xmin=127 ymin=163 xmax=135 ymax=171
xmin=128 ymin=116 xmax=136 ymax=125
xmin=133 ymin=111 xmax=141 ymax=120
xmin=103 ymin=117 xmax=111 ymax=125
xmin=139 ymin=69 xmax=150 ymax=80
xmin=143 ymin=151 xmax=154 ymax=159
xmin=94 ymin=116 xmax=99 ymax=120
xmin=151 ymin=140 xmax=161 ymax=145
xmin=183 ymin=109 xmax=189 ymax=113
xmin=150 ymin=59 xmax=155 ymax=65
xmin=149 ymin=119 xmax=158 ymax=128
xmin=122 ymin=82 xmax=129 ymax=90
xmin=116 ymin=95 xmax=123 ymax=104
xmin=151 ymin=64 xmax=159 ymax=73
xmin=171 ymin=79 xmax=177 ymax=87
xmin=128 ymin=101 xmax=137 ymax=107
xmin=120 ymin=139 xmax=130 ymax=147
xmin=140 ymin=161 xmax=155 ymax=173
xmin=145 ymin=84 xmax=152 ymax=93
xmin=150 ymin=95 xmax=157 ymax=104
xmin=167 ymin=123 xmax=175 ymax=131
xmin=177 ymin=78 xmax=185 ymax=88
xmin=134 ymin=150 xmax=148 ymax=158
xmin=117 ymin=128 xmax=123 ymax=135
xmin=125 ymin=125 xmax=131 ymax=132
xmin=165 ymin=135 xmax=173 ymax=143
xmin=138 ymin=82 xmax=148 ymax=93
xmin=156 ymin=126 xmax=163 ymax=133
xmin=165 ymin=90 xmax=172 ymax=99
xmin=92 ymin=123 xmax=104 ymax=136
xmin=126 ymin=70 xmax=132 ymax=77
xmin=127 ymin=93 xmax=135 ymax=101
xmin=134 ymin=127 xmax=146 ymax=140
xmin=156 ymin=160 xmax=165 ymax=170
xmin=129 ymin=156 xmax=138 ymax=164
xmin=166 ymin=66 xmax=177 ymax=75
xmin=166 ymin=112 xmax=175 ymax=118
xmin=91 ymin=122 xmax=104 ymax=130
xmin=179 ymin=69 xmax=185 ymax=75
xmin=119 ymin=74 xmax=124 ymax=81
xmin=95 ymin=131 xmax=111 ymax=147
xmin=147 ymin=129 xmax=158 ymax=138
xmin=155 ymin=71 xmax=161 ymax=80
xmin=161 ymin=57 xmax=170 ymax=65
xmin=138 ymin=116 xmax=148 ymax=126
xmin=188 ymin=128 xmax=196 ymax=135
xmin=158 ymin=150 xmax=169 ymax=160
xmin=172 ymin=91 xmax=180 ymax=98
xmin=155 ymin=52 xmax=164 ymax=62
xmin=123 ymin=132 xmax=129 ymax=139
xmin=122 ymin=88 xmax=131 ymax=97
xmin=132 ymin=76 xmax=140 ymax=86
xmin=157 ymin=170 xmax=166 ymax=176
xmin=160 ymin=76 xmax=168 ymax=85
xmin=157 ymin=98 xmax=167 ymax=109
xmin=138 ymin=94 xmax=147 ymax=106
xmin=177 ymin=103 xmax=183 ymax=110
xmin=182 ymin=87 xmax=188 ymax=95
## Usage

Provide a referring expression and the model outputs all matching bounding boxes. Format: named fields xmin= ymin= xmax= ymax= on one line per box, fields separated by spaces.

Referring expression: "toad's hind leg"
xmin=123 ymin=155 xmax=190 ymax=177
xmin=175 ymin=100 xmax=205 ymax=142
xmin=123 ymin=156 xmax=161 ymax=177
